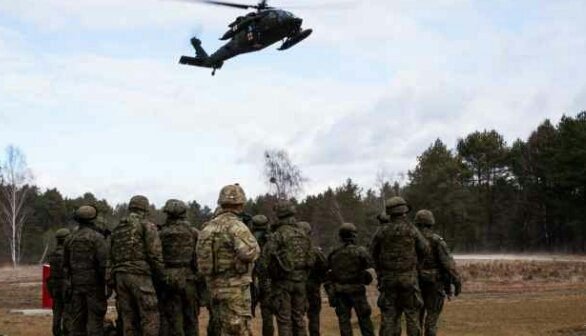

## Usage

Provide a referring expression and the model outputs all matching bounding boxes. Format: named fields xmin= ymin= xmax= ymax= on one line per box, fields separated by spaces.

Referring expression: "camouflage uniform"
xmin=414 ymin=210 xmax=461 ymax=336
xmin=258 ymin=201 xmax=315 ymax=336
xmin=370 ymin=197 xmax=429 ymax=336
xmin=297 ymin=221 xmax=327 ymax=336
xmin=252 ymin=215 xmax=275 ymax=336
xmin=47 ymin=228 xmax=71 ymax=336
xmin=63 ymin=206 xmax=108 ymax=336
xmin=196 ymin=184 xmax=260 ymax=336
xmin=159 ymin=199 xmax=200 ymax=336
xmin=109 ymin=195 xmax=165 ymax=336
xmin=326 ymin=223 xmax=374 ymax=336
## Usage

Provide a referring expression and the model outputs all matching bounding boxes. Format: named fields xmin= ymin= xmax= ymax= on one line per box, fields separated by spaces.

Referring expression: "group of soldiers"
xmin=45 ymin=183 xmax=461 ymax=336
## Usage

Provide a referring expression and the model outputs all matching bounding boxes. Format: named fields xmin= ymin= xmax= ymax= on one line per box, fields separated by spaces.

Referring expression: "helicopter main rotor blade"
xmin=194 ymin=0 xmax=258 ymax=9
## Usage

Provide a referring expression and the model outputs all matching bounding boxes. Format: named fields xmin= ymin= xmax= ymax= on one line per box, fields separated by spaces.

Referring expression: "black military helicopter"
xmin=179 ymin=0 xmax=313 ymax=75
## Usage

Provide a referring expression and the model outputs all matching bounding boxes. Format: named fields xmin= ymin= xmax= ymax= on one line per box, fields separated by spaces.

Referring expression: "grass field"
xmin=1 ymin=256 xmax=585 ymax=336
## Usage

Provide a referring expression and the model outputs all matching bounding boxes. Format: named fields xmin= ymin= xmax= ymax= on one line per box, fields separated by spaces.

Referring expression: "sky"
xmin=1 ymin=0 xmax=585 ymax=207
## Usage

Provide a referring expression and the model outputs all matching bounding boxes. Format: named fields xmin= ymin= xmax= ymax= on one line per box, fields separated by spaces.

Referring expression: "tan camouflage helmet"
xmin=297 ymin=221 xmax=312 ymax=235
xmin=163 ymin=199 xmax=187 ymax=218
xmin=129 ymin=195 xmax=149 ymax=212
xmin=55 ymin=228 xmax=71 ymax=240
xmin=385 ymin=196 xmax=411 ymax=215
xmin=74 ymin=205 xmax=98 ymax=222
xmin=252 ymin=214 xmax=269 ymax=229
xmin=217 ymin=184 xmax=246 ymax=206
xmin=415 ymin=209 xmax=435 ymax=227
xmin=274 ymin=200 xmax=296 ymax=218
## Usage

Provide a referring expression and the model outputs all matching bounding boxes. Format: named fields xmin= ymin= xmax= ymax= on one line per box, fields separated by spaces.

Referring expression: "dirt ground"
xmin=1 ymin=256 xmax=585 ymax=336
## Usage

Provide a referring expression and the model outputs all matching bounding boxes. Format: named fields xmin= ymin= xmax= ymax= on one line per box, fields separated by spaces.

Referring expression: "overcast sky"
xmin=1 ymin=0 xmax=585 ymax=207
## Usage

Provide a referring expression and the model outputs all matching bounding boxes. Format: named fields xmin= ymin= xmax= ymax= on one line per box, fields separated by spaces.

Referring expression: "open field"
xmin=1 ymin=256 xmax=585 ymax=336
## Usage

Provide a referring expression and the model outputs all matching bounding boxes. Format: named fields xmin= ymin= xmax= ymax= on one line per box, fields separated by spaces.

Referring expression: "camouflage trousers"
xmin=50 ymin=287 xmax=70 ymax=336
xmin=260 ymin=297 xmax=275 ymax=336
xmin=271 ymin=280 xmax=308 ymax=336
xmin=209 ymin=284 xmax=253 ymax=336
xmin=377 ymin=276 xmax=423 ymax=336
xmin=333 ymin=287 xmax=374 ymax=336
xmin=69 ymin=285 xmax=107 ymax=336
xmin=419 ymin=280 xmax=445 ymax=336
xmin=114 ymin=273 xmax=160 ymax=336
xmin=206 ymin=303 xmax=221 ymax=336
xmin=160 ymin=279 xmax=200 ymax=336
xmin=306 ymin=284 xmax=321 ymax=336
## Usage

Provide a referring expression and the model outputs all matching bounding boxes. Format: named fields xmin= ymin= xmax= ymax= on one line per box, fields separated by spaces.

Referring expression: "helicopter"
xmin=179 ymin=0 xmax=313 ymax=75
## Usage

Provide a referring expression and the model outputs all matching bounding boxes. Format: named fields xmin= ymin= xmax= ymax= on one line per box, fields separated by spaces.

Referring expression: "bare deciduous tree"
xmin=264 ymin=149 xmax=307 ymax=200
xmin=0 ymin=145 xmax=33 ymax=268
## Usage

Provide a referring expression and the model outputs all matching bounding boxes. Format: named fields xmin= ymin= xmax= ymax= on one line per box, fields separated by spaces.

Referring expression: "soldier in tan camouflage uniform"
xmin=47 ymin=228 xmax=71 ymax=336
xmin=109 ymin=195 xmax=165 ymax=336
xmin=63 ymin=206 xmax=108 ymax=336
xmin=414 ymin=210 xmax=461 ymax=336
xmin=297 ymin=221 xmax=327 ymax=336
xmin=258 ymin=201 xmax=315 ymax=336
xmin=159 ymin=199 xmax=200 ymax=336
xmin=196 ymin=184 xmax=260 ymax=336
xmin=370 ymin=197 xmax=429 ymax=336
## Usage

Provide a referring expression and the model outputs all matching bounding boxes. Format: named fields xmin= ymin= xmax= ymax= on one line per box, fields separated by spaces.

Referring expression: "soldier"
xmin=370 ymin=197 xmax=429 ymax=336
xmin=258 ymin=200 xmax=315 ymax=336
xmin=196 ymin=184 xmax=260 ymax=335
xmin=63 ymin=205 xmax=108 ymax=336
xmin=326 ymin=223 xmax=374 ymax=336
xmin=414 ymin=210 xmax=462 ymax=336
xmin=297 ymin=221 xmax=327 ymax=336
xmin=109 ymin=195 xmax=165 ymax=336
xmin=251 ymin=215 xmax=275 ymax=336
xmin=159 ymin=199 xmax=200 ymax=336
xmin=47 ymin=228 xmax=71 ymax=336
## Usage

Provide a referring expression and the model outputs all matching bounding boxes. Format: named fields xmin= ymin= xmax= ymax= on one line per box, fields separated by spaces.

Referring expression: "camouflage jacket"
xmin=419 ymin=227 xmax=459 ymax=282
xmin=63 ymin=225 xmax=108 ymax=287
xmin=307 ymin=246 xmax=328 ymax=289
xmin=328 ymin=242 xmax=373 ymax=285
xmin=46 ymin=244 xmax=66 ymax=294
xmin=196 ymin=210 xmax=260 ymax=288
xmin=369 ymin=216 xmax=429 ymax=280
xmin=109 ymin=211 xmax=165 ymax=280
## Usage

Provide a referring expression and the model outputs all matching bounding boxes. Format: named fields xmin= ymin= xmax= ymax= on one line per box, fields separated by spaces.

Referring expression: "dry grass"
xmin=1 ymin=258 xmax=586 ymax=336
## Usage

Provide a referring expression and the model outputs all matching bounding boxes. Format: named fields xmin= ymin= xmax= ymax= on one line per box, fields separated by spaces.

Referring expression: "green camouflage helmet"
xmin=129 ymin=195 xmax=149 ymax=212
xmin=415 ymin=209 xmax=435 ymax=227
xmin=217 ymin=184 xmax=246 ymax=205
xmin=297 ymin=221 xmax=312 ymax=235
xmin=74 ymin=205 xmax=98 ymax=222
xmin=163 ymin=199 xmax=187 ymax=218
xmin=385 ymin=196 xmax=411 ymax=215
xmin=274 ymin=200 xmax=296 ymax=219
xmin=252 ymin=214 xmax=269 ymax=229
xmin=339 ymin=222 xmax=357 ymax=239
xmin=55 ymin=228 xmax=71 ymax=240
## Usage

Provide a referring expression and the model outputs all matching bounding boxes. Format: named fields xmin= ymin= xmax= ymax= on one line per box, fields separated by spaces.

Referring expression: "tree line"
xmin=1 ymin=112 xmax=585 ymax=265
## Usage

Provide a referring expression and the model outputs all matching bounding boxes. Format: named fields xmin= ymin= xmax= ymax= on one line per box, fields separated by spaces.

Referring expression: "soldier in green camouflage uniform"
xmin=196 ymin=184 xmax=260 ymax=336
xmin=251 ymin=215 xmax=275 ymax=336
xmin=297 ymin=221 xmax=327 ymax=336
xmin=414 ymin=210 xmax=461 ymax=336
xmin=109 ymin=195 xmax=165 ymax=336
xmin=370 ymin=197 xmax=429 ymax=336
xmin=63 ymin=206 xmax=108 ymax=336
xmin=326 ymin=223 xmax=374 ymax=336
xmin=258 ymin=201 xmax=315 ymax=336
xmin=47 ymin=228 xmax=71 ymax=336
xmin=159 ymin=199 xmax=200 ymax=336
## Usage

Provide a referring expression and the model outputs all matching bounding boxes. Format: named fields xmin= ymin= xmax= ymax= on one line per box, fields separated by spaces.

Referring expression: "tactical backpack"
xmin=160 ymin=221 xmax=197 ymax=290
xmin=271 ymin=224 xmax=313 ymax=281
xmin=329 ymin=244 xmax=366 ymax=285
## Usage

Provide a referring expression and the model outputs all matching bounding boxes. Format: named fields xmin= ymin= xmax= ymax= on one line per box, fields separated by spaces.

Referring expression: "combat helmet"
xmin=385 ymin=196 xmax=411 ymax=215
xmin=217 ymin=184 xmax=246 ymax=206
xmin=274 ymin=200 xmax=296 ymax=219
xmin=163 ymin=199 xmax=187 ymax=218
xmin=129 ymin=195 xmax=149 ymax=212
xmin=414 ymin=209 xmax=435 ymax=227
xmin=339 ymin=222 xmax=357 ymax=240
xmin=297 ymin=221 xmax=312 ymax=235
xmin=74 ymin=205 xmax=98 ymax=222
xmin=252 ymin=214 xmax=269 ymax=229
xmin=55 ymin=228 xmax=71 ymax=240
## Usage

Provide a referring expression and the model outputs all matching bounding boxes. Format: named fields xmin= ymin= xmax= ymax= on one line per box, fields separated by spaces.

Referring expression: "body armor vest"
xmin=329 ymin=244 xmax=363 ymax=284
xmin=378 ymin=219 xmax=417 ymax=273
xmin=160 ymin=220 xmax=195 ymax=268
xmin=110 ymin=213 xmax=147 ymax=265
xmin=67 ymin=227 xmax=100 ymax=285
